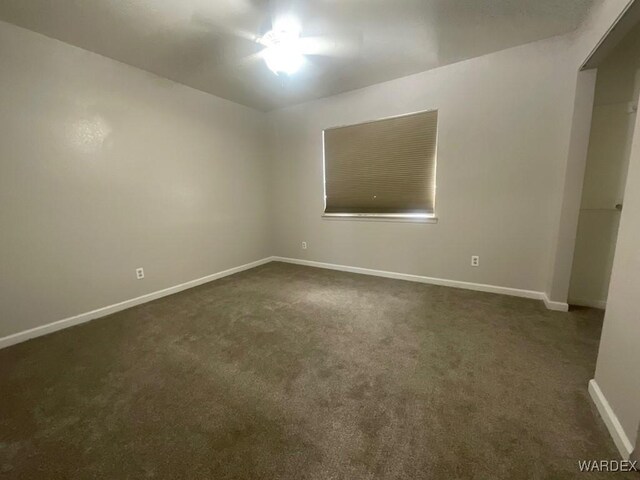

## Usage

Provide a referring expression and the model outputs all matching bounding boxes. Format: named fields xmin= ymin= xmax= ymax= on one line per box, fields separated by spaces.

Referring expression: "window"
xmin=323 ymin=110 xmax=438 ymax=221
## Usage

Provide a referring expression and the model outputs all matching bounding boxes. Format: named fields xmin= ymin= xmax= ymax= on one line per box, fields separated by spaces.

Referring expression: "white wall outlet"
xmin=301 ymin=241 xmax=308 ymax=250
xmin=136 ymin=267 xmax=145 ymax=279
xmin=471 ymin=256 xmax=480 ymax=267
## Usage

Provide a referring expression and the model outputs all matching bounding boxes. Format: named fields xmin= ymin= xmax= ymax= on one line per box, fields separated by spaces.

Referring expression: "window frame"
xmin=321 ymin=109 xmax=439 ymax=223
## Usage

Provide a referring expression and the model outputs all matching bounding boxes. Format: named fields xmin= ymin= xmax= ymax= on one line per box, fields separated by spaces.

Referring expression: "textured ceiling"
xmin=0 ymin=0 xmax=596 ymax=111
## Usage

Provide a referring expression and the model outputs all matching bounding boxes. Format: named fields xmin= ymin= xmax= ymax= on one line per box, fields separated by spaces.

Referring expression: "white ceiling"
xmin=0 ymin=0 xmax=596 ymax=111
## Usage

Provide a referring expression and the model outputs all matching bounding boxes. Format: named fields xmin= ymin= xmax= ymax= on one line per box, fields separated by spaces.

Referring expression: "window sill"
xmin=321 ymin=213 xmax=438 ymax=224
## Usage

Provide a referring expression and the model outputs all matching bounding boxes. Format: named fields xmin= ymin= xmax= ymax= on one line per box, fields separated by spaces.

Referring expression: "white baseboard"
xmin=0 ymin=255 xmax=571 ymax=350
xmin=568 ymin=297 xmax=607 ymax=310
xmin=0 ymin=257 xmax=273 ymax=350
xmin=272 ymin=256 xmax=557 ymax=306
xmin=588 ymin=379 xmax=634 ymax=459
xmin=543 ymin=293 xmax=570 ymax=312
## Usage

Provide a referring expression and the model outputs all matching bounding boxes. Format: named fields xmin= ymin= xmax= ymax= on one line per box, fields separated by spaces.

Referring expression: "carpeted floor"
xmin=0 ymin=262 xmax=632 ymax=479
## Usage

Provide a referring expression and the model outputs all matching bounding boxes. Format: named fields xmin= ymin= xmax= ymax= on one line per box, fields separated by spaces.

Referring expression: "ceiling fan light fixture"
xmin=260 ymin=19 xmax=304 ymax=75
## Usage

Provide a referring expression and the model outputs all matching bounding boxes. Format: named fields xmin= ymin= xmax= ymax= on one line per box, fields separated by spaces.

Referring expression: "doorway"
xmin=568 ymin=26 xmax=640 ymax=309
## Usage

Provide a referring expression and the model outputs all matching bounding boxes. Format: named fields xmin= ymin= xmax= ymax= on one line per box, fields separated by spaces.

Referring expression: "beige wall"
xmin=0 ymin=0 xmax=636 ymax=458
xmin=594 ymin=92 xmax=640 ymax=452
xmin=268 ymin=35 xmax=580 ymax=293
xmin=0 ymin=21 xmax=270 ymax=338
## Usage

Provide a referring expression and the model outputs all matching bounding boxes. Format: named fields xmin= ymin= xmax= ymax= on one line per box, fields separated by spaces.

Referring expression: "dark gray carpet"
xmin=0 ymin=262 xmax=631 ymax=479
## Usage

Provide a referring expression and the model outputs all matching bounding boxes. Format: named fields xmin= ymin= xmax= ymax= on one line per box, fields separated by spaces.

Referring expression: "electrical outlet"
xmin=471 ymin=256 xmax=479 ymax=267
xmin=301 ymin=241 xmax=308 ymax=250
xmin=136 ymin=267 xmax=145 ymax=279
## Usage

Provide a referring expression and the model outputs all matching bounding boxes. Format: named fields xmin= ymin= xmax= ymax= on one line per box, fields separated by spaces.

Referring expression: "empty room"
xmin=1 ymin=0 xmax=640 ymax=478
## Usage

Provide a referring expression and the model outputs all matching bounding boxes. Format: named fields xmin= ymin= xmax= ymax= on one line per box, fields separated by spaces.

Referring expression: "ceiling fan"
xmin=258 ymin=16 xmax=305 ymax=75
xmin=192 ymin=0 xmax=362 ymax=76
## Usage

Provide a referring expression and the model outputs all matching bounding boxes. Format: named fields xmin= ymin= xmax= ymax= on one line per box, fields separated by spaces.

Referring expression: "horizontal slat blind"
xmin=324 ymin=110 xmax=438 ymax=215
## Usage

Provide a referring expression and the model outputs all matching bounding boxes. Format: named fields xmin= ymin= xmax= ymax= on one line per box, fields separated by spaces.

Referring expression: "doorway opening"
xmin=568 ymin=22 xmax=640 ymax=310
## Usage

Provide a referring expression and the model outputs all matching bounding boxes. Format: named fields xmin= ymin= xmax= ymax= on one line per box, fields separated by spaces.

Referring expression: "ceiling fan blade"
xmin=191 ymin=11 xmax=260 ymax=44
xmin=219 ymin=51 xmax=265 ymax=72
xmin=299 ymin=32 xmax=363 ymax=59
